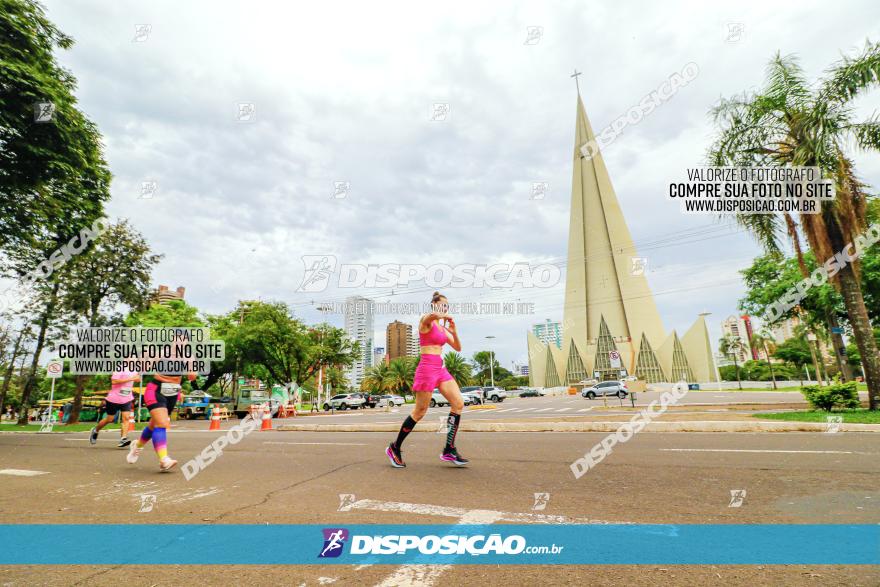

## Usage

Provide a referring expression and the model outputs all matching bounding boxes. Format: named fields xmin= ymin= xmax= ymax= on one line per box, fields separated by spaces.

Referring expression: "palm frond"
xmin=818 ymin=39 xmax=880 ymax=104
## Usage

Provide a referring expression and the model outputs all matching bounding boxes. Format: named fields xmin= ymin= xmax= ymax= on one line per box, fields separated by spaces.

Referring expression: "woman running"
xmin=90 ymin=370 xmax=139 ymax=447
xmin=127 ymin=332 xmax=197 ymax=471
xmin=386 ymin=291 xmax=468 ymax=468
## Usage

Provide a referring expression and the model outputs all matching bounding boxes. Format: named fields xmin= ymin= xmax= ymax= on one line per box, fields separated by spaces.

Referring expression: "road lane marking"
xmin=535 ymin=408 xmax=555 ymax=412
xmin=557 ymin=408 xmax=572 ymax=412
xmin=660 ymin=449 xmax=855 ymax=454
xmin=263 ymin=442 xmax=367 ymax=446
xmin=374 ymin=508 xmax=502 ymax=587
xmin=0 ymin=469 xmax=49 ymax=476
xmin=347 ymin=499 xmax=631 ymax=525
xmin=577 ymin=408 xmax=593 ymax=413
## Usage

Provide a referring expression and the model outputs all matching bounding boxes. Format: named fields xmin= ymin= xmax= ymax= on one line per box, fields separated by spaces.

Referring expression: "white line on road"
xmin=347 ymin=499 xmax=631 ymax=525
xmin=660 ymin=448 xmax=855 ymax=454
xmin=263 ymin=442 xmax=368 ymax=446
xmin=535 ymin=408 xmax=555 ymax=413
xmin=577 ymin=408 xmax=593 ymax=413
xmin=556 ymin=408 xmax=572 ymax=412
xmin=0 ymin=469 xmax=49 ymax=476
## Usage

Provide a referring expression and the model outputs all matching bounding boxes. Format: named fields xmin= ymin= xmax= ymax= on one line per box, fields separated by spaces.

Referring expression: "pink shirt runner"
xmin=106 ymin=370 xmax=138 ymax=404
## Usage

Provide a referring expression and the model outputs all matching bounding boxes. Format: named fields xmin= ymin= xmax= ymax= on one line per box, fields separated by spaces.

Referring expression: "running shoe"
xmin=385 ymin=442 xmax=406 ymax=468
xmin=126 ymin=445 xmax=141 ymax=464
xmin=117 ymin=437 xmax=131 ymax=448
xmin=440 ymin=447 xmax=469 ymax=466
xmin=159 ymin=457 xmax=178 ymax=472
xmin=89 ymin=427 xmax=98 ymax=445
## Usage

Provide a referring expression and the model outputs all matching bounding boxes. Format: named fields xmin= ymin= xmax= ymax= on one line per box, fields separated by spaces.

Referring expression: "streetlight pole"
xmin=485 ymin=336 xmax=496 ymax=387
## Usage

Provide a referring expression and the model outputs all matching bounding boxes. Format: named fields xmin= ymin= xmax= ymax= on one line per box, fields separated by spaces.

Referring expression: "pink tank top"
xmin=419 ymin=321 xmax=449 ymax=346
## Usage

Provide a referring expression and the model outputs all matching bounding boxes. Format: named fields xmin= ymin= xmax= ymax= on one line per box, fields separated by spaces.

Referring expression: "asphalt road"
xmin=0 ymin=426 xmax=878 ymax=586
xmin=260 ymin=391 xmax=827 ymax=425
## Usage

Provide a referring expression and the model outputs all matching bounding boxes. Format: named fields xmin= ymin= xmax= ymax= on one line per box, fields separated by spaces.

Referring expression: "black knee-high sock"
xmin=394 ymin=416 xmax=418 ymax=448
xmin=445 ymin=412 xmax=461 ymax=451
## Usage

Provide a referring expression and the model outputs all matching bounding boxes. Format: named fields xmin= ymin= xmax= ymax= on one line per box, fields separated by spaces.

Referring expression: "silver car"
xmin=375 ymin=394 xmax=405 ymax=407
xmin=581 ymin=381 xmax=628 ymax=399
xmin=323 ymin=393 xmax=366 ymax=410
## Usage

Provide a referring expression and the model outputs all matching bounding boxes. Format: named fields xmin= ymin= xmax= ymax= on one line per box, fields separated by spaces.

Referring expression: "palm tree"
xmin=709 ymin=41 xmax=880 ymax=409
xmin=386 ymin=357 xmax=416 ymax=401
xmin=361 ymin=362 xmax=391 ymax=393
xmin=751 ymin=331 xmax=778 ymax=389
xmin=443 ymin=352 xmax=472 ymax=386
xmin=719 ymin=335 xmax=746 ymax=390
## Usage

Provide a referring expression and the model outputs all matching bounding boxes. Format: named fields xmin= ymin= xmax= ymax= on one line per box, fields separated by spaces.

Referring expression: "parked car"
xmin=481 ymin=386 xmax=507 ymax=402
xmin=460 ymin=386 xmax=484 ymax=405
xmin=178 ymin=391 xmax=212 ymax=419
xmin=460 ymin=390 xmax=483 ymax=405
xmin=581 ymin=381 xmax=628 ymax=399
xmin=375 ymin=394 xmax=405 ymax=407
xmin=323 ymin=393 xmax=366 ymax=410
xmin=517 ymin=387 xmax=544 ymax=398
xmin=351 ymin=392 xmax=376 ymax=408
xmin=430 ymin=391 xmax=450 ymax=408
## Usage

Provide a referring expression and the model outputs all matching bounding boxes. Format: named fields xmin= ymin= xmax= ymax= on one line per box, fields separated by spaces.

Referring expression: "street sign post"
xmin=43 ymin=359 xmax=63 ymax=432
xmin=609 ymin=350 xmax=621 ymax=369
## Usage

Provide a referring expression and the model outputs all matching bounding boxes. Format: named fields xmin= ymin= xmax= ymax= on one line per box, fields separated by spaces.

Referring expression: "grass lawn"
xmin=754 ymin=409 xmax=880 ymax=424
xmin=0 ymin=423 xmax=147 ymax=433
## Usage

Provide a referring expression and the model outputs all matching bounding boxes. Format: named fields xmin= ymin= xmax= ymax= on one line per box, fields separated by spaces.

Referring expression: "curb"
xmin=276 ymin=420 xmax=880 ymax=433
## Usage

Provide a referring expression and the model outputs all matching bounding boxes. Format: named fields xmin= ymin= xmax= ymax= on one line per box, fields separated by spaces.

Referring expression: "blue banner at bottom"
xmin=0 ymin=524 xmax=877 ymax=565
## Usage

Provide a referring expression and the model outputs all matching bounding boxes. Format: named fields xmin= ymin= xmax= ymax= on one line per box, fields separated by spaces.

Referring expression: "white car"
xmin=375 ymin=394 xmax=405 ymax=407
xmin=323 ymin=393 xmax=366 ymax=411
xmin=481 ymin=386 xmax=507 ymax=402
xmin=430 ymin=391 xmax=450 ymax=408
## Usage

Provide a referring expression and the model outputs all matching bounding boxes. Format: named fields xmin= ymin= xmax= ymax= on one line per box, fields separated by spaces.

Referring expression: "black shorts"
xmin=103 ymin=400 xmax=132 ymax=415
xmin=144 ymin=381 xmax=180 ymax=412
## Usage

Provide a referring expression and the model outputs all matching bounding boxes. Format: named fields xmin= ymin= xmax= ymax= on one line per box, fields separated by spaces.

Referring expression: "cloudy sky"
xmin=42 ymin=0 xmax=880 ymax=369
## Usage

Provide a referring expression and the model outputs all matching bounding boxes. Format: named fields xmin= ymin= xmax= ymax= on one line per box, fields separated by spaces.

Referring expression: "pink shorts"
xmin=412 ymin=354 xmax=454 ymax=392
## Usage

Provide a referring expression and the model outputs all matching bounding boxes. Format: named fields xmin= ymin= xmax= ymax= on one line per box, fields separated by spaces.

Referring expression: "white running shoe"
xmin=159 ymin=457 xmax=178 ymax=471
xmin=126 ymin=445 xmax=141 ymax=464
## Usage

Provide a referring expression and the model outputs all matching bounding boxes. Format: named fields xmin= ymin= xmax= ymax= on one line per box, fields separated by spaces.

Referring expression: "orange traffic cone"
xmin=128 ymin=413 xmax=136 ymax=434
xmin=260 ymin=404 xmax=273 ymax=431
xmin=209 ymin=408 xmax=221 ymax=431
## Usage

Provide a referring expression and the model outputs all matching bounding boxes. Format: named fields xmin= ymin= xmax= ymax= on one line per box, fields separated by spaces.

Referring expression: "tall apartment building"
xmin=721 ymin=315 xmax=758 ymax=363
xmin=386 ymin=320 xmax=417 ymax=361
xmin=373 ymin=346 xmax=386 ymax=367
xmin=153 ymin=285 xmax=185 ymax=305
xmin=532 ymin=319 xmax=562 ymax=349
xmin=770 ymin=315 xmax=801 ymax=343
xmin=343 ymin=296 xmax=374 ymax=389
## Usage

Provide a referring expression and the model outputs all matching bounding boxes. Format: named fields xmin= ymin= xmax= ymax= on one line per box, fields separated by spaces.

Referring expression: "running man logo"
xmin=337 ymin=494 xmax=357 ymax=511
xmin=318 ymin=528 xmax=349 ymax=558
xmin=532 ymin=492 xmax=550 ymax=511
xmin=728 ymin=489 xmax=747 ymax=508
xmin=825 ymin=415 xmax=843 ymax=434
xmin=138 ymin=494 xmax=157 ymax=513
xmin=298 ymin=255 xmax=338 ymax=292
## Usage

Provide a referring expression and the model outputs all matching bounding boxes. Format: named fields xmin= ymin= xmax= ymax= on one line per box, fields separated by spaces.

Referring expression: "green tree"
xmin=0 ymin=0 xmax=111 ymax=251
xmin=361 ymin=362 xmax=392 ymax=394
xmin=443 ymin=352 xmax=472 ymax=386
xmin=719 ymin=335 xmax=746 ymax=389
xmin=750 ymin=331 xmax=779 ymax=389
xmin=385 ymin=357 xmax=417 ymax=400
xmin=125 ymin=300 xmax=206 ymax=328
xmin=773 ymin=336 xmax=815 ymax=383
xmin=708 ymin=41 xmax=880 ymax=408
xmin=58 ymin=219 xmax=161 ymax=423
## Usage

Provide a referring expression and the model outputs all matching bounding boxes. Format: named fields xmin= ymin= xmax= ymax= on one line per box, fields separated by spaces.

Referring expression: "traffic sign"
xmin=609 ymin=350 xmax=621 ymax=369
xmin=46 ymin=359 xmax=63 ymax=379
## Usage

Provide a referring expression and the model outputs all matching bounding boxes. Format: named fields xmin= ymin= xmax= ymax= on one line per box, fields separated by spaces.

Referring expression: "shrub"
xmin=800 ymin=381 xmax=861 ymax=411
